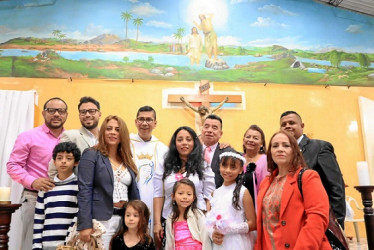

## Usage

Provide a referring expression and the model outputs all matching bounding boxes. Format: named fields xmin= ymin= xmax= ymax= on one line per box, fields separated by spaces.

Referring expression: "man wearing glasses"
xmin=130 ymin=106 xmax=168 ymax=237
xmin=7 ymin=97 xmax=68 ymax=250
xmin=48 ymin=96 xmax=101 ymax=178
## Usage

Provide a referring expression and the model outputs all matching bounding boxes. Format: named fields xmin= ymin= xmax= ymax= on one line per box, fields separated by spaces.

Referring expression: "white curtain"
xmin=0 ymin=90 xmax=37 ymax=250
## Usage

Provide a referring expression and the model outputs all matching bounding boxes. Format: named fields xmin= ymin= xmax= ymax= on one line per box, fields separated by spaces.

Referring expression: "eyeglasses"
xmin=79 ymin=109 xmax=99 ymax=115
xmin=136 ymin=117 xmax=154 ymax=124
xmin=44 ymin=108 xmax=67 ymax=115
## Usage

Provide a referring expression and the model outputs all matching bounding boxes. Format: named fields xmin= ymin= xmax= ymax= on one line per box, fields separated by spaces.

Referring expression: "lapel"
xmin=101 ymin=154 xmax=114 ymax=184
xmin=210 ymin=143 xmax=220 ymax=169
xmin=298 ymin=134 xmax=309 ymax=153
xmin=79 ymin=127 xmax=93 ymax=147
xmin=279 ymin=172 xmax=297 ymax=218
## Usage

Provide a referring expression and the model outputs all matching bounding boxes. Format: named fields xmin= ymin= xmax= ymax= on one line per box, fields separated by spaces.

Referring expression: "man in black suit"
xmin=280 ymin=111 xmax=346 ymax=228
xmin=201 ymin=114 xmax=232 ymax=188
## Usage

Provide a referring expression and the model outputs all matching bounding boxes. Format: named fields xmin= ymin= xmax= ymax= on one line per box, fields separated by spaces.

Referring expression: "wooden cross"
xmin=167 ymin=80 xmax=242 ymax=107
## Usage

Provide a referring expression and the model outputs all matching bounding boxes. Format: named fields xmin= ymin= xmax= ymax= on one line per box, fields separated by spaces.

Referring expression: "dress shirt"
xmin=203 ymin=142 xmax=218 ymax=165
xmin=82 ymin=127 xmax=97 ymax=145
xmin=7 ymin=123 xmax=64 ymax=189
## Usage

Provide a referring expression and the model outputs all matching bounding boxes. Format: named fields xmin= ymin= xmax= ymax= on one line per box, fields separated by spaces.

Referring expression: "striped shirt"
xmin=32 ymin=174 xmax=78 ymax=250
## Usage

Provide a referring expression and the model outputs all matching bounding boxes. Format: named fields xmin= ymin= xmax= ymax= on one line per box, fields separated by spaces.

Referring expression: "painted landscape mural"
xmin=1 ymin=0 xmax=374 ymax=86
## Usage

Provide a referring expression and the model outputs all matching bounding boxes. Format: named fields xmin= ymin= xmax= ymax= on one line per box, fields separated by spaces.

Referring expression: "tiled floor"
xmin=348 ymin=237 xmax=368 ymax=250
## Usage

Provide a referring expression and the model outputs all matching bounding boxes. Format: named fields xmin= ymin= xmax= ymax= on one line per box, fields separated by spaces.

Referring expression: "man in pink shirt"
xmin=7 ymin=97 xmax=68 ymax=250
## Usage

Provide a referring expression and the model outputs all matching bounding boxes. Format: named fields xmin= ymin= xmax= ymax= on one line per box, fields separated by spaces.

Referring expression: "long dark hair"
xmin=267 ymin=130 xmax=307 ymax=179
xmin=171 ymin=179 xmax=198 ymax=225
xmin=110 ymin=200 xmax=152 ymax=247
xmin=163 ymin=126 xmax=204 ymax=180
xmin=220 ymin=151 xmax=244 ymax=211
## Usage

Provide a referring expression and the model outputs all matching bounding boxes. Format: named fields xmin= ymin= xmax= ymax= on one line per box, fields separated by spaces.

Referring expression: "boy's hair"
xmin=171 ymin=179 xmax=198 ymax=225
xmin=219 ymin=149 xmax=244 ymax=210
xmin=52 ymin=142 xmax=81 ymax=162
xmin=110 ymin=200 xmax=152 ymax=247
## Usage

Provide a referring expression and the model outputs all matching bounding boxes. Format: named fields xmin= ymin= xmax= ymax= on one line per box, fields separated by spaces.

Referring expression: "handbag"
xmin=298 ymin=168 xmax=349 ymax=250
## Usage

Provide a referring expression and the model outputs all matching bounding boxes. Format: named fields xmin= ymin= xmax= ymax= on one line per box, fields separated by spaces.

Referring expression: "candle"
xmin=0 ymin=187 xmax=11 ymax=201
xmin=357 ymin=161 xmax=371 ymax=186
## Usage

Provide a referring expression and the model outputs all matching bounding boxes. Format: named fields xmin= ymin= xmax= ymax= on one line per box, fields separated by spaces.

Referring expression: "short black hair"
xmin=280 ymin=111 xmax=302 ymax=121
xmin=136 ymin=106 xmax=156 ymax=120
xmin=43 ymin=97 xmax=68 ymax=110
xmin=78 ymin=96 xmax=100 ymax=110
xmin=205 ymin=114 xmax=223 ymax=128
xmin=52 ymin=142 xmax=81 ymax=162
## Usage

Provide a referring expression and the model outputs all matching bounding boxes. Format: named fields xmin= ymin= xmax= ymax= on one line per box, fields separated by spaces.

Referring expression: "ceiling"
xmin=316 ymin=0 xmax=374 ymax=17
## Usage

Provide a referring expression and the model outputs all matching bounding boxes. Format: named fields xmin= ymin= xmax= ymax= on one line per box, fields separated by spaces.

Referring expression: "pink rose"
xmin=175 ymin=173 xmax=184 ymax=181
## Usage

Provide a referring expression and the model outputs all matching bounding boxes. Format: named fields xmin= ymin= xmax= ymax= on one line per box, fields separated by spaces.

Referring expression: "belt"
xmin=113 ymin=207 xmax=125 ymax=216
xmin=24 ymin=188 xmax=38 ymax=193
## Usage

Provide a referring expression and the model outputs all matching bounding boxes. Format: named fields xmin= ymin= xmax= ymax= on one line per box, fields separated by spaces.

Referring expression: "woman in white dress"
xmin=153 ymin=126 xmax=215 ymax=248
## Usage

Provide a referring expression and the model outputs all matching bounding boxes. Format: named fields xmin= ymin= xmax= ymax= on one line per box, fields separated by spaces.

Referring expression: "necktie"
xmin=204 ymin=146 xmax=211 ymax=164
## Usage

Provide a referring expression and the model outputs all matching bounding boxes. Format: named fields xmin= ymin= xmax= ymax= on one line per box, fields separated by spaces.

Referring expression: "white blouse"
xmin=112 ymin=163 xmax=132 ymax=203
xmin=153 ymin=158 xmax=216 ymax=219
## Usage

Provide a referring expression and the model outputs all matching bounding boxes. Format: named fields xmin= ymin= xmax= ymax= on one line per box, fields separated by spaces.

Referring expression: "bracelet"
xmin=154 ymin=222 xmax=162 ymax=226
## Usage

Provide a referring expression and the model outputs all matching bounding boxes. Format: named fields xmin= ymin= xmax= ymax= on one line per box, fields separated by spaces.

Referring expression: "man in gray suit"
xmin=48 ymin=96 xmax=101 ymax=178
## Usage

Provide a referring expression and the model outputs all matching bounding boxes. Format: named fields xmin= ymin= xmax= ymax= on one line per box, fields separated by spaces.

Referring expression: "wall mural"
xmin=0 ymin=0 xmax=374 ymax=86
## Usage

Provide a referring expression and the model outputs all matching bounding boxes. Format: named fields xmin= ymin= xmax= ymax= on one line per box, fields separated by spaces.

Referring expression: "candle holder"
xmin=0 ymin=203 xmax=21 ymax=250
xmin=354 ymin=185 xmax=374 ymax=250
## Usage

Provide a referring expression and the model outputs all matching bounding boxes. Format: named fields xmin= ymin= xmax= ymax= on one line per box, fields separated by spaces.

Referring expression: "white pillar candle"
xmin=0 ymin=187 xmax=11 ymax=201
xmin=357 ymin=161 xmax=371 ymax=186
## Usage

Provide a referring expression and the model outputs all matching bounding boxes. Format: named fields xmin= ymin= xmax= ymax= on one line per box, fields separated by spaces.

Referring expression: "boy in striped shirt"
xmin=32 ymin=142 xmax=81 ymax=250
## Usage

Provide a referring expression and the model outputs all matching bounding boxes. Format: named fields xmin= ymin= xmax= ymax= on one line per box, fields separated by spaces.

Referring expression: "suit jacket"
xmin=256 ymin=168 xmax=331 ymax=250
xmin=77 ymin=148 xmax=140 ymax=230
xmin=299 ymin=135 xmax=346 ymax=228
xmin=209 ymin=143 xmax=233 ymax=188
xmin=48 ymin=127 xmax=96 ymax=179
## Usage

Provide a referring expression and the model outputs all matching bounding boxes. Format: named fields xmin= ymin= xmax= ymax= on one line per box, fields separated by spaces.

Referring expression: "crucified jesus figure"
xmin=180 ymin=96 xmax=229 ymax=125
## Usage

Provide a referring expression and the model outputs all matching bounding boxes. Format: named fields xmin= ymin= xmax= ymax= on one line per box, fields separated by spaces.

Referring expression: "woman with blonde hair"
xmin=77 ymin=115 xmax=140 ymax=250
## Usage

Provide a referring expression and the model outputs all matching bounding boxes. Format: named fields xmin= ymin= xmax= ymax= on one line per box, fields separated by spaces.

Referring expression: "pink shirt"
xmin=7 ymin=124 xmax=64 ymax=189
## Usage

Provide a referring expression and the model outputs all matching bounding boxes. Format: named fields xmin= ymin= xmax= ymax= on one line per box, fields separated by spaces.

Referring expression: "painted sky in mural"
xmin=1 ymin=0 xmax=373 ymax=51
xmin=0 ymin=0 xmax=374 ymax=85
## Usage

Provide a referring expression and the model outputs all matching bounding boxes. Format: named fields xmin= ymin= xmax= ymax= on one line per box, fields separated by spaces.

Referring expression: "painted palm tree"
xmin=133 ymin=18 xmax=143 ymax=45
xmin=177 ymin=27 xmax=185 ymax=44
xmin=59 ymin=34 xmax=66 ymax=52
xmin=173 ymin=32 xmax=183 ymax=53
xmin=173 ymin=27 xmax=185 ymax=53
xmin=121 ymin=11 xmax=133 ymax=42
xmin=52 ymin=29 xmax=61 ymax=42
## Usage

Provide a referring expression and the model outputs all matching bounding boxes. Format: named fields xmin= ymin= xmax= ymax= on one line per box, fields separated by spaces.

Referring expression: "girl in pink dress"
xmin=165 ymin=179 xmax=212 ymax=250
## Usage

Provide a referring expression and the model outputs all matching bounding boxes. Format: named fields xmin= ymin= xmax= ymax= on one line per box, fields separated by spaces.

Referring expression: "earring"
xmin=173 ymin=201 xmax=177 ymax=206
xmin=260 ymin=146 xmax=264 ymax=152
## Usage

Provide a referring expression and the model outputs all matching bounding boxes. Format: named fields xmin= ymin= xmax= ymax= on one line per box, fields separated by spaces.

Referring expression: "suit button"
xmin=285 ymin=243 xmax=290 ymax=248
xmin=281 ymin=220 xmax=286 ymax=226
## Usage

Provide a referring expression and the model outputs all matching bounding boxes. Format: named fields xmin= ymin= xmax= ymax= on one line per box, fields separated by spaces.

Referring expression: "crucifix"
xmin=167 ymin=80 xmax=243 ymax=130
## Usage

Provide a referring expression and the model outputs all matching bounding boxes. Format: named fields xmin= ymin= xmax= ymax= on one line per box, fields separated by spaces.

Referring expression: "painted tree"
xmin=52 ymin=30 xmax=61 ymax=42
xmin=173 ymin=27 xmax=185 ymax=53
xmin=357 ymin=53 xmax=370 ymax=68
xmin=121 ymin=11 xmax=133 ymax=41
xmin=133 ymin=18 xmax=143 ymax=44
xmin=59 ymin=34 xmax=66 ymax=51
xmin=329 ymin=50 xmax=342 ymax=68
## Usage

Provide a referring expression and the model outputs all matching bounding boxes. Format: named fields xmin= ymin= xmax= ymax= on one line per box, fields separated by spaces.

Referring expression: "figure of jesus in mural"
xmin=180 ymin=96 xmax=228 ymax=125
xmin=194 ymin=14 xmax=218 ymax=60
xmin=187 ymin=27 xmax=203 ymax=65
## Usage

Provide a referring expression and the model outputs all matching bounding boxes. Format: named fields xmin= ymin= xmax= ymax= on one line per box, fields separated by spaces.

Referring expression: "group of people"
xmin=6 ymin=96 xmax=346 ymax=250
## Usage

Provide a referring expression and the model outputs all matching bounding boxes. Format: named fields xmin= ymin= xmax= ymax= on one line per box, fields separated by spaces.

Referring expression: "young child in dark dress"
xmin=111 ymin=200 xmax=155 ymax=250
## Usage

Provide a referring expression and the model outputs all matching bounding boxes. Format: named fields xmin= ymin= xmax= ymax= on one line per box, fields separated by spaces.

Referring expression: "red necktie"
xmin=204 ymin=146 xmax=211 ymax=164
